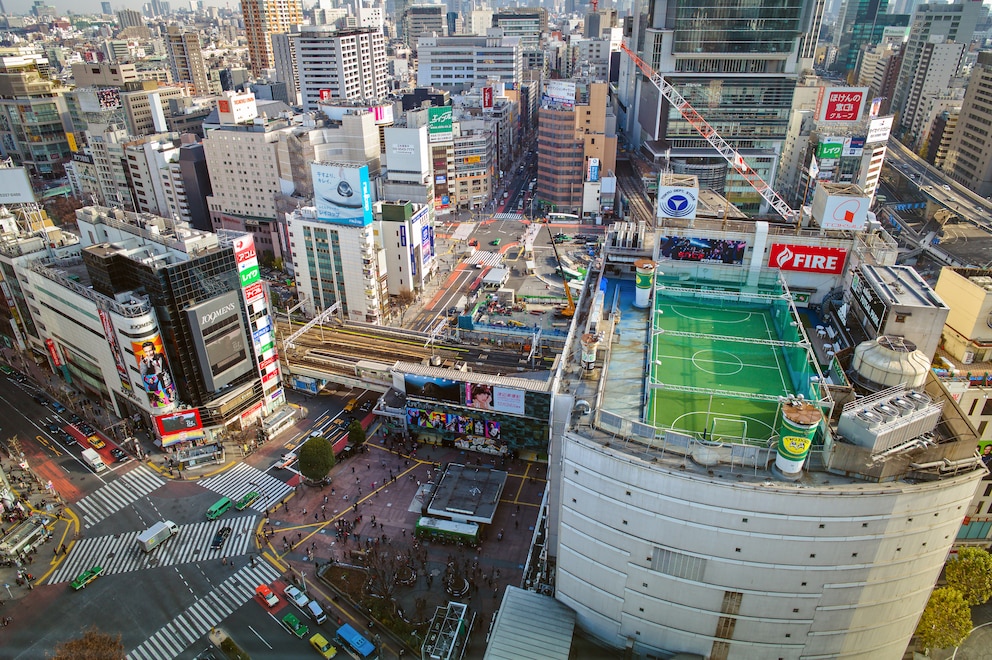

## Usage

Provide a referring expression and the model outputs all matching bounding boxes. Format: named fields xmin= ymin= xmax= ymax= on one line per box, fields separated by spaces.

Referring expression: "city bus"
xmin=335 ymin=623 xmax=379 ymax=660
xmin=556 ymin=266 xmax=583 ymax=282
xmin=548 ymin=212 xmax=579 ymax=223
xmin=414 ymin=516 xmax=480 ymax=546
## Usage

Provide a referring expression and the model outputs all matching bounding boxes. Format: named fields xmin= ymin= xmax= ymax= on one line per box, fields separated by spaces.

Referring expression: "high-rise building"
xmin=241 ymin=0 xmax=304 ymax=77
xmin=403 ymin=5 xmax=446 ymax=48
xmin=101 ymin=1 xmax=112 ymax=14
xmin=295 ymin=27 xmax=389 ymax=112
xmin=166 ymin=26 xmax=211 ymax=96
xmin=945 ymin=50 xmax=992 ymax=197
xmin=0 ymin=66 xmax=73 ymax=180
xmin=270 ymin=30 xmax=300 ymax=105
xmin=536 ymin=81 xmax=617 ymax=217
xmin=616 ymin=0 xmax=816 ymax=214
xmin=416 ymin=33 xmax=522 ymax=93
xmin=831 ymin=0 xmax=909 ymax=74
xmin=891 ymin=0 xmax=983 ymax=137
xmin=900 ymin=40 xmax=965 ymax=149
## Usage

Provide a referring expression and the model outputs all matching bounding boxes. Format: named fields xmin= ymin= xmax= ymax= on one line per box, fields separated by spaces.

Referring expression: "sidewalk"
xmin=259 ymin=430 xmax=547 ymax=658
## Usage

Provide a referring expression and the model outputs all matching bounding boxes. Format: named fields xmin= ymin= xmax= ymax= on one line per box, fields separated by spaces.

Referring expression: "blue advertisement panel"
xmin=313 ymin=163 xmax=374 ymax=226
xmin=659 ymin=236 xmax=746 ymax=264
xmin=404 ymin=374 xmax=462 ymax=405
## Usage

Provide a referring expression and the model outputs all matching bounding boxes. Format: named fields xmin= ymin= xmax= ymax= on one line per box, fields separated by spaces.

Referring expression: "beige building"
xmin=241 ymin=0 xmax=304 ymax=76
xmin=71 ymin=61 xmax=140 ymax=87
xmin=166 ymin=26 xmax=214 ymax=96
xmin=121 ymin=84 xmax=187 ymax=137
xmin=945 ymin=51 xmax=992 ymax=197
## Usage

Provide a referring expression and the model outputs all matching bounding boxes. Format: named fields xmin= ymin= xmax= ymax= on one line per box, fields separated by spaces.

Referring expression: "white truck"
xmin=81 ymin=448 xmax=106 ymax=472
xmin=137 ymin=520 xmax=179 ymax=553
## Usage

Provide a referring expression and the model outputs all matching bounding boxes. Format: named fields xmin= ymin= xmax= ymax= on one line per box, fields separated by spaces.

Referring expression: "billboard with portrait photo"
xmin=131 ymin=335 xmax=177 ymax=409
xmin=465 ymin=383 xmax=525 ymax=415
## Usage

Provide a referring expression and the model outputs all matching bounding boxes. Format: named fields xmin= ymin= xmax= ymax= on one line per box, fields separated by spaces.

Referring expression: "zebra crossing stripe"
xmin=197 ymin=463 xmax=293 ymax=512
xmin=126 ymin=562 xmax=281 ymax=660
xmin=48 ymin=515 xmax=259 ymax=584
xmin=76 ymin=464 xmax=166 ymax=528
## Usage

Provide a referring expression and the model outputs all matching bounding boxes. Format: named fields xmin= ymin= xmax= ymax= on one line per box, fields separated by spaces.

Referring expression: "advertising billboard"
xmin=588 ymin=157 xmax=600 ymax=183
xmin=187 ymin=291 xmax=251 ymax=392
xmin=866 ymin=116 xmax=894 ymax=144
xmin=656 ymin=185 xmax=699 ymax=220
xmin=97 ymin=308 xmax=133 ymax=394
xmin=464 ymin=383 xmax=525 ymax=415
xmin=843 ymin=137 xmax=865 ymax=157
xmin=313 ymin=163 xmax=374 ymax=226
xmin=852 ymin=271 xmax=886 ymax=328
xmin=406 ymin=407 xmax=501 ymax=441
xmin=482 ymin=87 xmax=493 ymax=109
xmin=816 ymin=140 xmax=844 ymax=159
xmin=546 ymin=80 xmax=576 ymax=104
xmin=427 ymin=106 xmax=453 ymax=143
xmin=0 ymin=167 xmax=35 ymax=204
xmin=659 ymin=236 xmax=746 ymax=264
xmin=155 ymin=408 xmax=203 ymax=436
xmin=816 ymin=87 xmax=868 ymax=122
xmin=404 ymin=374 xmax=461 ymax=405
xmin=818 ymin=195 xmax=870 ymax=231
xmin=767 ymin=244 xmax=847 ymax=275
xmin=131 ymin=334 xmax=177 ymax=409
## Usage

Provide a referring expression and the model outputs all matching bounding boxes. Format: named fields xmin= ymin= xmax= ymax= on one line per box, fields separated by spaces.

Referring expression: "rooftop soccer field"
xmin=648 ymin=286 xmax=820 ymax=445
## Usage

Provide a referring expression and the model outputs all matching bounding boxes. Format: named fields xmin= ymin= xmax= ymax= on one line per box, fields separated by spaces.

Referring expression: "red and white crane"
xmin=619 ymin=42 xmax=797 ymax=223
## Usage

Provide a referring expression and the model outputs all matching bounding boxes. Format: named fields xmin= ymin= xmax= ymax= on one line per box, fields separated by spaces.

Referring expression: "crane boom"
xmin=619 ymin=42 xmax=797 ymax=223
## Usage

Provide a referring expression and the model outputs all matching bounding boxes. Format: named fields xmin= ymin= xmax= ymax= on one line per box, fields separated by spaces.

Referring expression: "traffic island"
xmin=209 ymin=627 xmax=250 ymax=660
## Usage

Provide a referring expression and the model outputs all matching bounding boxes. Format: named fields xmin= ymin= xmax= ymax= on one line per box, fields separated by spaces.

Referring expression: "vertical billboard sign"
xmin=131 ymin=335 xmax=177 ymax=409
xmin=97 ymin=307 xmax=133 ymax=394
xmin=588 ymin=157 xmax=600 ymax=183
xmin=234 ymin=234 xmax=282 ymax=408
xmin=482 ymin=87 xmax=493 ymax=109
xmin=312 ymin=163 xmax=374 ymax=227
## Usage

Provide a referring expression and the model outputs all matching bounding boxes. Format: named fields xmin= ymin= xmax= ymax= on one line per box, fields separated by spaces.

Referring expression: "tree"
xmin=915 ymin=586 xmax=972 ymax=653
xmin=348 ymin=419 xmax=367 ymax=447
xmin=51 ymin=626 xmax=125 ymax=660
xmin=945 ymin=547 xmax=992 ymax=606
xmin=44 ymin=195 xmax=83 ymax=227
xmin=298 ymin=435 xmax=335 ymax=482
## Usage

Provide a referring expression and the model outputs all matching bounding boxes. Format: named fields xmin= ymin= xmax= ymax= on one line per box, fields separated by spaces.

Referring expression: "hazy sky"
xmin=4 ymin=0 xmax=234 ymax=18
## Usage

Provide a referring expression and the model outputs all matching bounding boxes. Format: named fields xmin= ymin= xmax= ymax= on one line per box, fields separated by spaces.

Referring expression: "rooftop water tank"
xmin=851 ymin=335 xmax=930 ymax=391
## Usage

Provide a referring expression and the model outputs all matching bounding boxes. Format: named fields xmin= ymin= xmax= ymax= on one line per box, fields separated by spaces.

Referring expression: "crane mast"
xmin=619 ymin=42 xmax=797 ymax=223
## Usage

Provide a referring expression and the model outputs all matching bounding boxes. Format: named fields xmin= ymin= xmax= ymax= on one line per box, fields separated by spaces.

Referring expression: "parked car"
xmin=110 ymin=448 xmax=128 ymax=462
xmin=256 ymin=584 xmax=279 ymax=607
xmin=285 ymin=584 xmax=310 ymax=608
xmin=281 ymin=612 xmax=309 ymax=639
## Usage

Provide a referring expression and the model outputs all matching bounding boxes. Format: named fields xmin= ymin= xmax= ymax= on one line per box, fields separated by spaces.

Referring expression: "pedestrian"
xmin=323 ymin=495 xmax=328 ymax=504
xmin=321 ymin=504 xmax=326 ymax=512
xmin=314 ymin=512 xmax=319 ymax=521
xmin=515 ymin=519 xmax=519 ymax=529
xmin=303 ymin=507 xmax=307 ymax=515
xmin=351 ymin=466 xmax=355 ymax=473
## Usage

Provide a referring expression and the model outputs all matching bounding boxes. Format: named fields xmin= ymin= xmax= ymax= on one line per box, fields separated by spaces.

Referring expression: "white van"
xmin=306 ymin=599 xmax=327 ymax=624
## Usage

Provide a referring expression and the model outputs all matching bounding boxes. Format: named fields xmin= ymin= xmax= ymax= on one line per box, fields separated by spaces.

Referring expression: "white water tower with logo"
xmin=656 ymin=173 xmax=699 ymax=224
xmin=810 ymin=182 xmax=871 ymax=232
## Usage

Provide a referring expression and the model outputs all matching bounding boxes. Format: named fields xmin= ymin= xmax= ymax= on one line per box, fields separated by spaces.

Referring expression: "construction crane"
xmin=618 ymin=42 xmax=797 ymax=223
xmin=547 ymin=225 xmax=576 ymax=318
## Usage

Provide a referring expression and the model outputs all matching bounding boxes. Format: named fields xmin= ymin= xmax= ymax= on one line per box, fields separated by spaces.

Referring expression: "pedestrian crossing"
xmin=493 ymin=212 xmax=523 ymax=220
xmin=76 ymin=464 xmax=166 ymax=529
xmin=48 ymin=515 xmax=258 ymax=584
xmin=197 ymin=462 xmax=293 ymax=513
xmin=126 ymin=560 xmax=282 ymax=660
xmin=466 ymin=251 xmax=505 ymax=268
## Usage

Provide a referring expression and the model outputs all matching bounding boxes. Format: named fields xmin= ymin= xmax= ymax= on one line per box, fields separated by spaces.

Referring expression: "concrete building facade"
xmin=296 ymin=27 xmax=389 ymax=112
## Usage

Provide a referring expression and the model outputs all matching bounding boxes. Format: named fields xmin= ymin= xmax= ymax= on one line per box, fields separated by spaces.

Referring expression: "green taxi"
xmin=235 ymin=490 xmax=261 ymax=511
xmin=282 ymin=612 xmax=309 ymax=639
xmin=71 ymin=565 xmax=104 ymax=590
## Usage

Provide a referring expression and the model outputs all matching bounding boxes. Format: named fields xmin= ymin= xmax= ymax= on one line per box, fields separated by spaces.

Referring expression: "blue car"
xmin=51 ymin=402 xmax=66 ymax=414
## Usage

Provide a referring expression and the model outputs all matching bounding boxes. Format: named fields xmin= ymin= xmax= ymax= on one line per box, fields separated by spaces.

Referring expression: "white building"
xmin=416 ymin=32 xmax=522 ymax=93
xmin=123 ymin=132 xmax=181 ymax=217
xmin=296 ymin=26 xmax=389 ymax=112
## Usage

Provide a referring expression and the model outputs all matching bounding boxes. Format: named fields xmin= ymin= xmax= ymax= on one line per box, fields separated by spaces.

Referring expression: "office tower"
xmin=831 ymin=0 xmax=909 ymax=74
xmin=270 ymin=30 xmax=300 ymax=106
xmin=241 ymin=0 xmax=304 ymax=77
xmin=892 ymin=0 xmax=983 ymax=136
xmin=945 ymin=51 xmax=992 ymax=197
xmin=101 ymin=1 xmax=112 ymax=13
xmin=416 ymin=33 xmax=521 ymax=93
xmin=0 ymin=68 xmax=73 ymax=179
xmin=116 ymin=8 xmax=143 ymax=29
xmin=899 ymin=39 xmax=965 ymax=149
xmin=403 ymin=5 xmax=446 ymax=48
xmin=536 ymin=81 xmax=617 ymax=217
xmin=166 ymin=26 xmax=211 ymax=95
xmin=616 ymin=0 xmax=816 ymax=214
xmin=295 ymin=27 xmax=389 ymax=111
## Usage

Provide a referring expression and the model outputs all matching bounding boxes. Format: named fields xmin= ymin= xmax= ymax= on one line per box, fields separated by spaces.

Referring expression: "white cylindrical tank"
xmin=851 ymin=336 xmax=930 ymax=391
xmin=580 ymin=333 xmax=600 ymax=371
xmin=634 ymin=259 xmax=656 ymax=309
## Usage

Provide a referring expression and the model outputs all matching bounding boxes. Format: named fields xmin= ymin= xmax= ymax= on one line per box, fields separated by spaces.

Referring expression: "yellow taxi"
xmin=309 ymin=633 xmax=338 ymax=658
xmin=87 ymin=435 xmax=106 ymax=449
